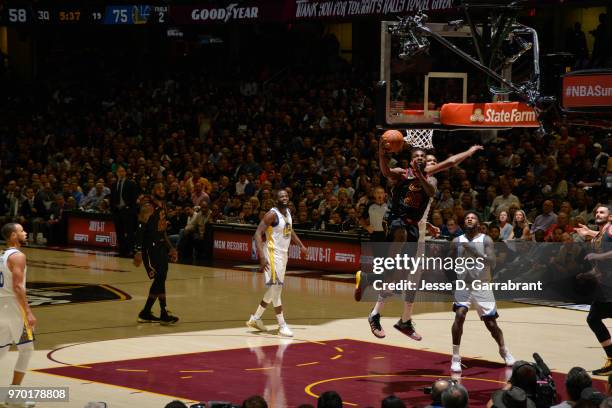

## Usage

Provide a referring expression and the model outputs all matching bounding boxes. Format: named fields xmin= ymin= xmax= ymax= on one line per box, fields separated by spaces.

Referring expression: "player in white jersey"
xmin=247 ymin=190 xmax=307 ymax=337
xmin=450 ymin=212 xmax=514 ymax=373
xmin=0 ymin=223 xmax=36 ymax=390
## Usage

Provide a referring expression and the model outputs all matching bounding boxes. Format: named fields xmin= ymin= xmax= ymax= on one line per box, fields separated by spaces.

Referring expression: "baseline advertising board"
xmin=213 ymin=229 xmax=361 ymax=272
xmin=67 ymin=215 xmax=117 ymax=248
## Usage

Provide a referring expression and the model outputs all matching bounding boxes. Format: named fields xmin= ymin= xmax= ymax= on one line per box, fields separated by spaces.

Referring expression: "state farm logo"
xmin=335 ymin=252 xmax=356 ymax=263
xmin=470 ymin=107 xmax=536 ymax=124
xmin=73 ymin=234 xmax=89 ymax=242
xmin=95 ymin=235 xmax=111 ymax=243
xmin=470 ymin=108 xmax=485 ymax=122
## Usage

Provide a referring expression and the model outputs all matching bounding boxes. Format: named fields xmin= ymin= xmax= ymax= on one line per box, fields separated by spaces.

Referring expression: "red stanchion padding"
xmin=440 ymin=102 xmax=539 ymax=127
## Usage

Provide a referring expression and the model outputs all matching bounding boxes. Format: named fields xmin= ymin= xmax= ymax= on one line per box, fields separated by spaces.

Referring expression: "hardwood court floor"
xmin=0 ymin=248 xmax=609 ymax=407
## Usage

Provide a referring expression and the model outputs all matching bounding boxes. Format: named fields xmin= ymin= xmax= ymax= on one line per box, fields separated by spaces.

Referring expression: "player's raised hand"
xmin=468 ymin=145 xmax=484 ymax=155
xmin=573 ymin=223 xmax=592 ymax=238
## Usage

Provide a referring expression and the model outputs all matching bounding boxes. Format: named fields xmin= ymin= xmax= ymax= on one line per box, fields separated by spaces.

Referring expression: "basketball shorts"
xmin=142 ymin=243 xmax=169 ymax=280
xmin=264 ymin=248 xmax=288 ymax=286
xmin=453 ymin=286 xmax=498 ymax=320
xmin=0 ymin=298 xmax=34 ymax=347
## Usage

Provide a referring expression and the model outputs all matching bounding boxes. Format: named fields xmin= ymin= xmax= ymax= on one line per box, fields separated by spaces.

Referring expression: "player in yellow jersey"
xmin=247 ymin=190 xmax=307 ymax=337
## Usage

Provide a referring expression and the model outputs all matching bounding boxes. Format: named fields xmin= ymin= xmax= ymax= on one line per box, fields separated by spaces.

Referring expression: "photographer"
xmin=551 ymin=367 xmax=592 ymax=408
xmin=424 ymin=379 xmax=453 ymax=408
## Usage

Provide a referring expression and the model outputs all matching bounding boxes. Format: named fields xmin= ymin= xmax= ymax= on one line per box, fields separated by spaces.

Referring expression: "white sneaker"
xmin=451 ymin=355 xmax=462 ymax=373
xmin=246 ymin=315 xmax=267 ymax=332
xmin=278 ymin=324 xmax=294 ymax=337
xmin=500 ymin=348 xmax=515 ymax=366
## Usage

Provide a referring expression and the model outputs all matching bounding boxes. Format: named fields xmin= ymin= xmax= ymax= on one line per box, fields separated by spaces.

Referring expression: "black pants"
xmin=142 ymin=244 xmax=169 ymax=311
xmin=587 ymin=301 xmax=612 ymax=343
xmin=114 ymin=208 xmax=136 ymax=256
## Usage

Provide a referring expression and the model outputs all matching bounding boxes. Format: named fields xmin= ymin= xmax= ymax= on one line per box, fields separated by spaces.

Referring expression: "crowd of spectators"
xmin=163 ymin=362 xmax=612 ymax=408
xmin=0 ymin=35 xmax=610 ymax=260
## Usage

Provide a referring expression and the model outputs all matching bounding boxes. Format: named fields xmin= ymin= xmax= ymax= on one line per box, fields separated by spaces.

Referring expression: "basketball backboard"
xmin=378 ymin=18 xmax=539 ymax=129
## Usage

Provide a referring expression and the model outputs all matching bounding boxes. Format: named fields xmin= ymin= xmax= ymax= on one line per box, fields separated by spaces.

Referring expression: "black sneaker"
xmin=138 ymin=310 xmax=160 ymax=323
xmin=593 ymin=358 xmax=612 ymax=376
xmin=368 ymin=312 xmax=386 ymax=338
xmin=160 ymin=310 xmax=179 ymax=326
xmin=393 ymin=319 xmax=423 ymax=341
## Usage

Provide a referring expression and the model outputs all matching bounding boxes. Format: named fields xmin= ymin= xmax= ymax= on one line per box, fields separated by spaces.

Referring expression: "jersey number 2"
xmin=0 ymin=271 xmax=3 ymax=288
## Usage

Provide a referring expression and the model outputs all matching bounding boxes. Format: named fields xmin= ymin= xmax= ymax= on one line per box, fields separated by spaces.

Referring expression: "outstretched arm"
xmin=425 ymin=145 xmax=483 ymax=175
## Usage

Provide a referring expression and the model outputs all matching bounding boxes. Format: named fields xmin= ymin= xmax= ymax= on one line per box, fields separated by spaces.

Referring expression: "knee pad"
xmin=15 ymin=342 xmax=34 ymax=373
xmin=272 ymin=285 xmax=283 ymax=308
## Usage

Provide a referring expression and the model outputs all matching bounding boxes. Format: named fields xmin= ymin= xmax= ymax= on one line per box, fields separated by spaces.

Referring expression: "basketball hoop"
xmin=404 ymin=128 xmax=434 ymax=149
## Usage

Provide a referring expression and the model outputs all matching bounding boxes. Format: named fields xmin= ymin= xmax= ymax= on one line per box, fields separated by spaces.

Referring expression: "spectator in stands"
xmin=553 ymin=367 xmax=592 ymax=408
xmin=47 ymin=194 xmax=67 ymax=245
xmin=509 ymin=361 xmax=538 ymax=402
xmin=442 ymin=217 xmax=463 ymax=239
xmin=18 ymin=187 xmax=45 ymax=242
xmin=318 ymin=391 xmax=343 ymax=408
xmin=381 ymin=395 xmax=406 ymax=408
xmin=438 ymin=188 xmax=454 ymax=211
xmin=497 ymin=211 xmax=513 ymax=241
xmin=441 ymin=383 xmax=468 ymax=408
xmin=111 ymin=166 xmax=138 ymax=257
xmin=192 ymin=181 xmax=210 ymax=207
xmin=236 ymin=173 xmax=250 ymax=197
xmin=342 ymin=206 xmax=360 ymax=232
xmin=242 ymin=395 xmax=268 ymax=408
xmin=81 ymin=182 xmax=109 ymax=211
xmin=165 ymin=401 xmax=188 ymax=408
xmin=545 ymin=211 xmax=572 ymax=241
xmin=489 ymin=225 xmax=502 ymax=242
xmin=531 ymin=200 xmax=557 ymax=235
xmin=425 ymin=379 xmax=452 ymax=408
xmin=490 ymin=387 xmax=535 ymax=408
xmin=510 ymin=209 xmax=530 ymax=240
xmin=491 ymin=183 xmax=520 ymax=217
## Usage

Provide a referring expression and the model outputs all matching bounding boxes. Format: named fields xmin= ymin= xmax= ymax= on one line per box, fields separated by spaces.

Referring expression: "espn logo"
xmin=73 ymin=234 xmax=89 ymax=242
xmin=95 ymin=235 xmax=111 ymax=243
xmin=335 ymin=253 xmax=356 ymax=263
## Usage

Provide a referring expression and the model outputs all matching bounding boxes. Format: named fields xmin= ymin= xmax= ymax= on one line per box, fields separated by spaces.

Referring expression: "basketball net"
xmin=404 ymin=129 xmax=434 ymax=149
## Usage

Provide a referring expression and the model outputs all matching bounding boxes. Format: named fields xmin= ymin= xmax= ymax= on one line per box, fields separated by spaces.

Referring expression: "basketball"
xmin=381 ymin=129 xmax=404 ymax=153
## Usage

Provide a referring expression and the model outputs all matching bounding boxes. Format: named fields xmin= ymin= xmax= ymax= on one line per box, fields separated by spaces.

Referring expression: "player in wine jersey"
xmin=357 ymin=143 xmax=483 ymax=340
xmin=450 ymin=212 xmax=514 ymax=373
xmin=0 ymin=223 xmax=36 ymax=389
xmin=134 ymin=182 xmax=179 ymax=325
xmin=247 ymin=190 xmax=307 ymax=337
xmin=574 ymin=205 xmax=612 ymax=375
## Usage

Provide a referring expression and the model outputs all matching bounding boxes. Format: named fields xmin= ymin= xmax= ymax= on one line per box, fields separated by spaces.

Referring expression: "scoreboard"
xmin=0 ymin=5 xmax=169 ymax=25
